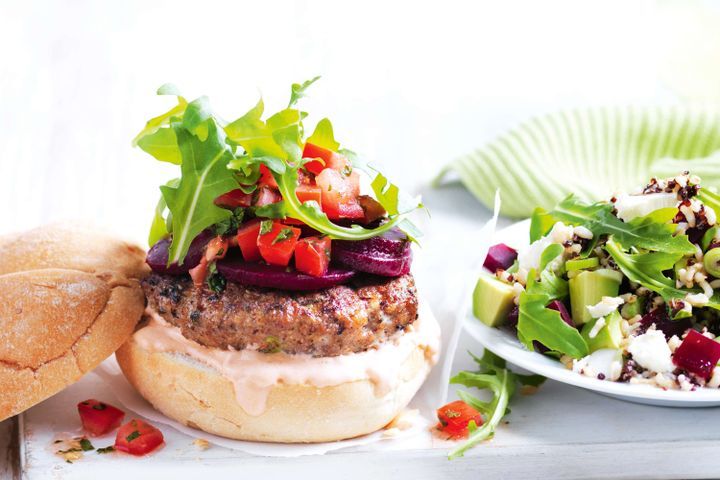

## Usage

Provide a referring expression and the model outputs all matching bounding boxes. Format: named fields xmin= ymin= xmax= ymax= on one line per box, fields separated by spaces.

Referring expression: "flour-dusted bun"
xmin=116 ymin=309 xmax=440 ymax=443
xmin=0 ymin=224 xmax=148 ymax=421
xmin=0 ymin=222 xmax=147 ymax=282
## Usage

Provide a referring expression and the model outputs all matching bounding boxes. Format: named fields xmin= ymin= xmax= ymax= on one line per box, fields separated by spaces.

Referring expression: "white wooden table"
xmin=8 ymin=335 xmax=720 ymax=480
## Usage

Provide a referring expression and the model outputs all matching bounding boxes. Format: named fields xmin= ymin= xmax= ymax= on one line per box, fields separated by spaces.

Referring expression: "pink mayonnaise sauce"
xmin=133 ymin=305 xmax=440 ymax=416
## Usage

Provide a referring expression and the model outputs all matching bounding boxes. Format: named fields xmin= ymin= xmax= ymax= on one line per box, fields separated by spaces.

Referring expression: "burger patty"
xmin=142 ymin=273 xmax=419 ymax=357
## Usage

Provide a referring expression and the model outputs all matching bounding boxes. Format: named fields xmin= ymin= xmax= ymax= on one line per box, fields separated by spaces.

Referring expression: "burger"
xmin=117 ymin=80 xmax=440 ymax=443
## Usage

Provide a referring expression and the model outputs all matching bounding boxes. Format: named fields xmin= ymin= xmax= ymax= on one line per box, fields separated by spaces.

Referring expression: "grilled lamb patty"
xmin=142 ymin=273 xmax=418 ymax=357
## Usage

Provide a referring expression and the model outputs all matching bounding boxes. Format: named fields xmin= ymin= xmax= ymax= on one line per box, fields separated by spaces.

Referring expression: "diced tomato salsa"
xmin=236 ymin=220 xmax=263 ymax=261
xmin=257 ymin=221 xmax=301 ymax=267
xmin=316 ymin=168 xmax=364 ymax=220
xmin=436 ymin=400 xmax=483 ymax=440
xmin=114 ymin=419 xmax=164 ymax=456
xmin=258 ymin=164 xmax=278 ymax=188
xmin=295 ymin=236 xmax=331 ymax=277
xmin=77 ymin=399 xmax=125 ymax=437
xmin=205 ymin=143 xmax=372 ymax=274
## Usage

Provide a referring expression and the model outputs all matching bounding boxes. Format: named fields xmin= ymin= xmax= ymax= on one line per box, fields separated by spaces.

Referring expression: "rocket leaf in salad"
xmin=604 ymin=238 xmax=720 ymax=313
xmin=516 ymin=268 xmax=588 ymax=358
xmin=548 ymin=196 xmax=695 ymax=255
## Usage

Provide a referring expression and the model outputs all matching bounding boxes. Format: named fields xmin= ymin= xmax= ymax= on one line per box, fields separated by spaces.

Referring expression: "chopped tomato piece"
xmin=114 ymin=419 xmax=164 ymax=456
xmin=254 ymin=185 xmax=281 ymax=206
xmin=325 ymin=152 xmax=349 ymax=171
xmin=316 ymin=169 xmax=363 ymax=220
xmin=436 ymin=400 xmax=483 ymax=440
xmin=259 ymin=164 xmax=278 ymax=188
xmin=214 ymin=189 xmax=252 ymax=209
xmin=77 ymin=399 xmax=125 ymax=437
xmin=296 ymin=184 xmax=322 ymax=207
xmin=236 ymin=220 xmax=262 ymax=262
xmin=295 ymin=236 xmax=331 ymax=277
xmin=302 ymin=142 xmax=332 ymax=175
xmin=257 ymin=221 xmax=301 ymax=266
xmin=302 ymin=142 xmax=350 ymax=174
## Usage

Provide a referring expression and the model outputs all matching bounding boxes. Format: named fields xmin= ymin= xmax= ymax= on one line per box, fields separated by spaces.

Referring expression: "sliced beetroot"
xmin=332 ymin=248 xmax=412 ymax=277
xmin=484 ymin=243 xmax=518 ymax=272
xmin=217 ymin=255 xmax=355 ymax=291
xmin=146 ymin=230 xmax=215 ymax=275
xmin=639 ymin=307 xmax=692 ymax=339
xmin=673 ymin=330 xmax=720 ymax=380
xmin=332 ymin=228 xmax=412 ymax=277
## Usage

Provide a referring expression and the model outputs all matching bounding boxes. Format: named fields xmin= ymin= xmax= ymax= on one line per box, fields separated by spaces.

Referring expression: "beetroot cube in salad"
xmin=673 ymin=330 xmax=720 ymax=380
xmin=484 ymin=243 xmax=518 ymax=272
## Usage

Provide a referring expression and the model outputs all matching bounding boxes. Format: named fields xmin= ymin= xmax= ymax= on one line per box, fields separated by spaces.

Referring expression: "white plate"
xmin=465 ymin=219 xmax=720 ymax=407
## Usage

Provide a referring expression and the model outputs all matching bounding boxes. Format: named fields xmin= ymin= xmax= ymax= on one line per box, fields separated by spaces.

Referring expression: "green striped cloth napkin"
xmin=434 ymin=106 xmax=720 ymax=218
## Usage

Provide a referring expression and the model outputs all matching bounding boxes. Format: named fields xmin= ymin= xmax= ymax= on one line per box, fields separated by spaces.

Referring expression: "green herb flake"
xmin=272 ymin=227 xmax=295 ymax=244
xmin=206 ymin=262 xmax=227 ymax=293
xmin=57 ymin=448 xmax=81 ymax=454
xmin=126 ymin=430 xmax=141 ymax=443
xmin=253 ymin=201 xmax=287 ymax=220
xmin=96 ymin=446 xmax=115 ymax=454
xmin=259 ymin=336 xmax=282 ymax=354
xmin=213 ymin=207 xmax=246 ymax=236
xmin=79 ymin=438 xmax=94 ymax=451
xmin=259 ymin=220 xmax=274 ymax=236
xmin=91 ymin=403 xmax=107 ymax=411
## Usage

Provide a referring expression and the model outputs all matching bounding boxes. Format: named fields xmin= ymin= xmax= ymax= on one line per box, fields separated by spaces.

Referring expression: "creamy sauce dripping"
xmin=133 ymin=304 xmax=440 ymax=416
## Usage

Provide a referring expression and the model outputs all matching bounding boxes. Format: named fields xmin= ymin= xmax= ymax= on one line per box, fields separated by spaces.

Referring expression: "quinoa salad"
xmin=474 ymin=172 xmax=720 ymax=391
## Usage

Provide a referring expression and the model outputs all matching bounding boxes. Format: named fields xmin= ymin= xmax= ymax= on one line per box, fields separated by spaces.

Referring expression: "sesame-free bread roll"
xmin=0 ymin=223 xmax=148 ymax=421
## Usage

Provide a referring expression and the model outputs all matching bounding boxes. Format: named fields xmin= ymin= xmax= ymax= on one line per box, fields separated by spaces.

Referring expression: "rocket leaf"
xmin=132 ymin=83 xmax=187 ymax=146
xmin=516 ymin=269 xmax=585 ymax=358
xmin=604 ymin=238 xmax=692 ymax=303
xmin=161 ymin=121 xmax=238 ymax=264
xmin=225 ymin=99 xmax=287 ymax=159
xmin=448 ymin=350 xmax=545 ymax=459
xmin=550 ymin=195 xmax=694 ymax=255
xmin=288 ymin=76 xmax=321 ymax=107
xmin=137 ymin=128 xmax=182 ymax=165
xmin=306 ymin=118 xmax=340 ymax=151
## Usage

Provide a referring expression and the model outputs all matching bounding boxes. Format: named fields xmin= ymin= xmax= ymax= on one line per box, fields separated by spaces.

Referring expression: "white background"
xmin=4 ymin=0 xmax=718 ymax=243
